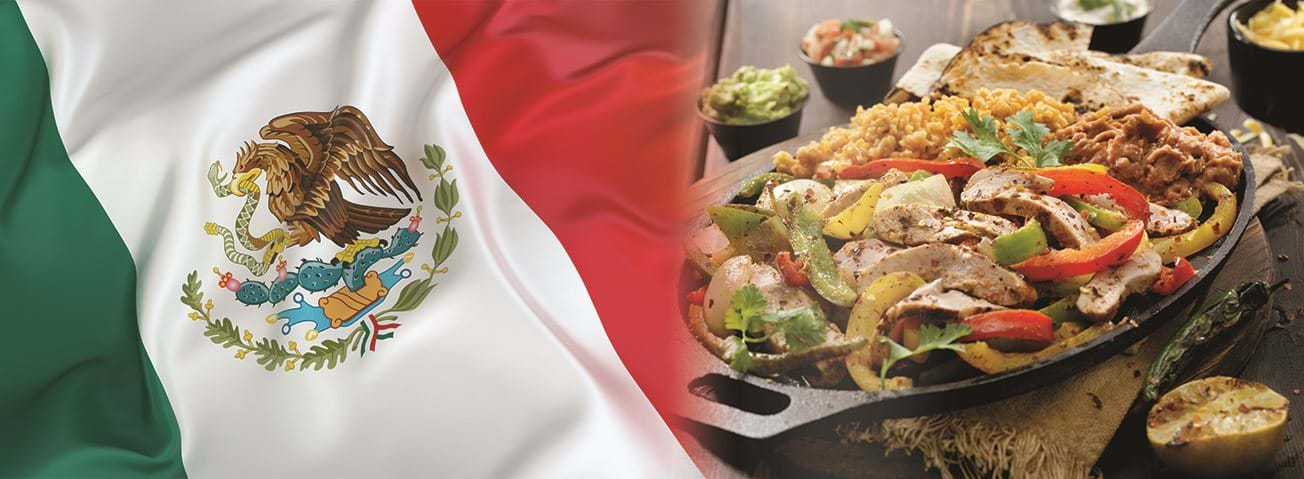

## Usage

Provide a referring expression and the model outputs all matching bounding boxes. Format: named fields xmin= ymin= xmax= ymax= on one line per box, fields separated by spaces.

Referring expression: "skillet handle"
xmin=675 ymin=372 xmax=868 ymax=440
xmin=1130 ymin=0 xmax=1237 ymax=53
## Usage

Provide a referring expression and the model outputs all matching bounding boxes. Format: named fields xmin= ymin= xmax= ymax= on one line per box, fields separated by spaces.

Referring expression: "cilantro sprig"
xmin=1007 ymin=110 xmax=1075 ymax=168
xmin=945 ymin=108 xmax=1075 ymax=168
xmin=722 ymin=284 xmax=829 ymax=371
xmin=947 ymin=108 xmax=1010 ymax=163
xmin=878 ymin=322 xmax=972 ymax=381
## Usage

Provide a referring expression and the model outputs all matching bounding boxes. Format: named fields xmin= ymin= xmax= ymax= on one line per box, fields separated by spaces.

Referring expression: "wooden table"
xmin=688 ymin=1 xmax=1304 ymax=477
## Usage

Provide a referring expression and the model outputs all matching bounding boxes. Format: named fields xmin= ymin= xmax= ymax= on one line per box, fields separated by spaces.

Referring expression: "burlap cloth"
xmin=837 ymin=143 xmax=1304 ymax=479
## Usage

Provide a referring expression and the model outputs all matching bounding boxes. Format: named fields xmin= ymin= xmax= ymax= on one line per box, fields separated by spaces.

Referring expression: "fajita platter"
xmin=677 ymin=10 xmax=1255 ymax=439
xmin=676 ymin=117 xmax=1254 ymax=439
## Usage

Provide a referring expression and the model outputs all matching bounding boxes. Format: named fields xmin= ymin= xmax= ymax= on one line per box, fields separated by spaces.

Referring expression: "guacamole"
xmin=700 ymin=65 xmax=809 ymax=125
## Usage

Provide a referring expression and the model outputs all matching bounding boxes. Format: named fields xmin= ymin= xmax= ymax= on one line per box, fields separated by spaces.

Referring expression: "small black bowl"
xmin=799 ymin=31 xmax=902 ymax=107
xmin=1051 ymin=2 xmax=1151 ymax=53
xmin=1228 ymin=0 xmax=1304 ymax=131
xmin=699 ymin=98 xmax=807 ymax=161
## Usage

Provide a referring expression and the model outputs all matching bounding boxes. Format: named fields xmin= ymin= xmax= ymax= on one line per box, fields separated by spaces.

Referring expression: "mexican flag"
xmin=2 ymin=1 xmax=708 ymax=476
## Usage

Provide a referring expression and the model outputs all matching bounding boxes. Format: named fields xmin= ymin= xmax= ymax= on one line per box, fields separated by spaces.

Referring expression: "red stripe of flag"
xmin=412 ymin=0 xmax=714 ymax=430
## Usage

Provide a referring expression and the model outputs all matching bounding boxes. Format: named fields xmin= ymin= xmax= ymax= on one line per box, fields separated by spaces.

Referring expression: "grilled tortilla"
xmin=893 ymin=21 xmax=1228 ymax=124
xmin=1082 ymin=51 xmax=1212 ymax=78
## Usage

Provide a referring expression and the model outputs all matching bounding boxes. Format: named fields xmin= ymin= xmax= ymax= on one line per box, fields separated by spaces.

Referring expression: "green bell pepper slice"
xmin=1173 ymin=196 xmax=1203 ymax=219
xmin=706 ymin=205 xmax=790 ymax=262
xmin=1039 ymin=297 xmax=1083 ymax=328
xmin=991 ymin=219 xmax=1049 ymax=266
xmin=785 ymin=197 xmax=857 ymax=307
xmin=1063 ymin=197 xmax=1129 ymax=232
xmin=738 ymin=172 xmax=796 ymax=198
xmin=707 ymin=205 xmax=768 ymax=238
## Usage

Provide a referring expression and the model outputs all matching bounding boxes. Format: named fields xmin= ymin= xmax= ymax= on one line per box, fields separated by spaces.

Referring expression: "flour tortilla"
xmin=886 ymin=43 xmax=961 ymax=103
xmin=888 ymin=22 xmax=1089 ymax=104
xmin=929 ymin=21 xmax=1228 ymax=124
xmin=1041 ymin=50 xmax=1228 ymax=123
xmin=1082 ymin=50 xmax=1212 ymax=78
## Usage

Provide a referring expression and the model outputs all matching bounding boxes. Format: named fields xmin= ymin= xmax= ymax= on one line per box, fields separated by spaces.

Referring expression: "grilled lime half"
xmin=1147 ymin=376 xmax=1289 ymax=477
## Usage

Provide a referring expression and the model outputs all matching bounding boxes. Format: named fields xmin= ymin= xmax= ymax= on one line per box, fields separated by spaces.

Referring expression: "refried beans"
xmin=1055 ymin=104 xmax=1242 ymax=206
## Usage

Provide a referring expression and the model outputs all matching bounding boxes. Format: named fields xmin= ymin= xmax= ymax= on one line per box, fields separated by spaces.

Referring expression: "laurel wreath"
xmin=179 ymin=144 xmax=459 ymax=372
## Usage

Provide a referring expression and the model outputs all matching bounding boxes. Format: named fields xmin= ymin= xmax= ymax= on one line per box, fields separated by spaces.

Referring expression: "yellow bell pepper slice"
xmin=1035 ymin=163 xmax=1109 ymax=174
xmin=822 ymin=182 xmax=883 ymax=240
xmin=1151 ymin=183 xmax=1236 ymax=264
xmin=957 ymin=322 xmax=1114 ymax=374
xmin=844 ymin=271 xmax=925 ymax=392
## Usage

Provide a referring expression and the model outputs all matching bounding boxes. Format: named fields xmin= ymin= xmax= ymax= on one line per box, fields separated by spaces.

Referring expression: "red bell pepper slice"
xmin=1036 ymin=167 xmax=1150 ymax=222
xmin=775 ymin=251 xmax=810 ymax=287
xmin=1151 ymin=257 xmax=1197 ymax=295
xmin=962 ymin=310 xmax=1054 ymax=345
xmin=1014 ymin=220 xmax=1145 ymax=281
xmin=686 ymin=285 xmax=707 ymax=306
xmin=837 ymin=158 xmax=986 ymax=180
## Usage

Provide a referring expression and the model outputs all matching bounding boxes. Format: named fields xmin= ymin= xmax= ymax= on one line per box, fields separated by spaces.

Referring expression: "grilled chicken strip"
xmin=833 ymin=238 xmax=901 ymax=289
xmin=705 ymin=256 xmax=817 ymax=337
xmin=823 ymin=170 xmax=912 ymax=218
xmin=703 ymin=256 xmax=848 ymax=385
xmin=873 ymin=204 xmax=1019 ymax=246
xmin=1145 ymin=203 xmax=1198 ymax=236
xmin=856 ymin=243 xmax=1038 ymax=306
xmin=885 ymin=279 xmax=1005 ymax=323
xmin=1083 ymin=194 xmax=1198 ymax=236
xmin=961 ymin=167 xmax=1052 ymax=197
xmin=962 ymin=168 xmax=1100 ymax=248
xmin=1077 ymin=249 xmax=1163 ymax=322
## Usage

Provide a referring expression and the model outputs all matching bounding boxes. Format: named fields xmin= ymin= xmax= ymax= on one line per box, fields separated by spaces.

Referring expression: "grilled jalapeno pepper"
xmin=991 ymin=219 xmax=1049 ymax=266
xmin=785 ymin=197 xmax=858 ymax=307
xmin=737 ymin=172 xmax=796 ymax=198
xmin=1143 ymin=280 xmax=1287 ymax=402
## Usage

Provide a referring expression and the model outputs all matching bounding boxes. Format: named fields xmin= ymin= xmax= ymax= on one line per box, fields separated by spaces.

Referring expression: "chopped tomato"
xmin=776 ymin=251 xmax=810 ymax=287
xmin=837 ymin=158 xmax=986 ymax=180
xmin=962 ymin=310 xmax=1054 ymax=345
xmin=814 ymin=164 xmax=835 ymax=180
xmin=1036 ymin=167 xmax=1150 ymax=221
xmin=686 ymin=285 xmax=707 ymax=306
xmin=1151 ymin=257 xmax=1197 ymax=295
xmin=1014 ymin=220 xmax=1145 ymax=281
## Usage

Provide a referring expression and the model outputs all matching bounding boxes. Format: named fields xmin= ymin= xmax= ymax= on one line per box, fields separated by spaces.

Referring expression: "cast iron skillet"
xmin=676 ymin=0 xmax=1252 ymax=440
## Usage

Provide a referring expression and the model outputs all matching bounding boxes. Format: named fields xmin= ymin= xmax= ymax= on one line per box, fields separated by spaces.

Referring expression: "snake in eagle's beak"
xmin=229 ymin=168 xmax=262 ymax=197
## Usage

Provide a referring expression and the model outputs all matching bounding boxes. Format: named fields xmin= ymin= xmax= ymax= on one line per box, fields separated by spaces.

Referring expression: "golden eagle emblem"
xmin=186 ymin=105 xmax=460 ymax=372
xmin=231 ymin=105 xmax=422 ymax=248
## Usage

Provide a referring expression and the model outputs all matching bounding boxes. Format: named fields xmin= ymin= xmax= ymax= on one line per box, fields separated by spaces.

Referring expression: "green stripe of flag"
xmin=0 ymin=3 xmax=185 ymax=477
